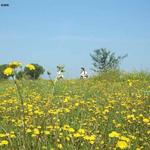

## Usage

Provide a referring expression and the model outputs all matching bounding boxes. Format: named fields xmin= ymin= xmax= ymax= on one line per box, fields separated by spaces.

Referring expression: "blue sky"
xmin=0 ymin=0 xmax=150 ymax=78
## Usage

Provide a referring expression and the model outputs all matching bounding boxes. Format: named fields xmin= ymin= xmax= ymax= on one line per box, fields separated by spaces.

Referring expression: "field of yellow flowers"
xmin=0 ymin=72 xmax=150 ymax=150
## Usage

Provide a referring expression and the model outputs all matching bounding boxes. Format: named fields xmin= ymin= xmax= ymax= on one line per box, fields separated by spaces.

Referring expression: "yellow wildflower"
xmin=89 ymin=135 xmax=96 ymax=141
xmin=26 ymin=64 xmax=36 ymax=70
xmin=44 ymin=130 xmax=50 ymax=135
xmin=116 ymin=140 xmax=128 ymax=149
xmin=109 ymin=131 xmax=120 ymax=138
xmin=9 ymin=132 xmax=16 ymax=138
xmin=0 ymin=133 xmax=6 ymax=138
xmin=75 ymin=102 xmax=79 ymax=107
xmin=33 ymin=128 xmax=40 ymax=135
xmin=63 ymin=124 xmax=70 ymax=131
xmin=0 ymin=140 xmax=9 ymax=145
xmin=66 ymin=136 xmax=70 ymax=141
xmin=78 ymin=129 xmax=85 ymax=134
xmin=9 ymin=61 xmax=21 ymax=68
xmin=26 ymin=129 xmax=32 ymax=133
xmin=143 ymin=118 xmax=149 ymax=123
xmin=57 ymin=143 xmax=63 ymax=149
xmin=116 ymin=124 xmax=122 ymax=128
xmin=74 ymin=132 xmax=81 ymax=138
xmin=147 ymin=130 xmax=150 ymax=134
xmin=120 ymin=136 xmax=130 ymax=143
xmin=89 ymin=140 xmax=95 ymax=144
xmin=136 ymin=148 xmax=141 ymax=150
xmin=83 ymin=135 xmax=91 ymax=140
xmin=68 ymin=127 xmax=75 ymax=133
xmin=3 ymin=67 xmax=14 ymax=76
xmin=46 ymin=125 xmax=53 ymax=130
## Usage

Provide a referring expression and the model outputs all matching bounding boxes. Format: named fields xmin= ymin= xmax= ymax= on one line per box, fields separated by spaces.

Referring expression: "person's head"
xmin=81 ymin=67 xmax=85 ymax=71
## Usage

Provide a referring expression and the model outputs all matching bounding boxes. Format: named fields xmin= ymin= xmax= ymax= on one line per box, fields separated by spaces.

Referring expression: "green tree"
xmin=90 ymin=48 xmax=127 ymax=72
xmin=24 ymin=63 xmax=45 ymax=79
xmin=0 ymin=64 xmax=9 ymax=80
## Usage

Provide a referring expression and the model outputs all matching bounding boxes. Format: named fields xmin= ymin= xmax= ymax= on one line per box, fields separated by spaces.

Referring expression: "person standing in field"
xmin=56 ymin=65 xmax=65 ymax=80
xmin=80 ymin=67 xmax=88 ymax=79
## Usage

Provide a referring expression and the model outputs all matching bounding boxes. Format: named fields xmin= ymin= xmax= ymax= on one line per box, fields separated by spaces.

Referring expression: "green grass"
xmin=0 ymin=71 xmax=150 ymax=150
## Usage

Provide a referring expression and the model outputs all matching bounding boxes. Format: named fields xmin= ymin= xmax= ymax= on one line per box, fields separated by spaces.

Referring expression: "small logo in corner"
xmin=1 ymin=3 xmax=9 ymax=7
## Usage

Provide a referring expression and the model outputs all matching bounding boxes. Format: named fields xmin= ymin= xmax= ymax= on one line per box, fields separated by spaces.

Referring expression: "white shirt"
xmin=80 ymin=70 xmax=88 ymax=78
xmin=57 ymin=71 xmax=63 ymax=79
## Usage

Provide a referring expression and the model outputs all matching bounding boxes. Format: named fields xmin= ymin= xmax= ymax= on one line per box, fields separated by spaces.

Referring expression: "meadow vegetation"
xmin=0 ymin=70 xmax=150 ymax=150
